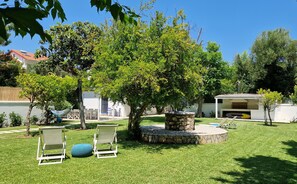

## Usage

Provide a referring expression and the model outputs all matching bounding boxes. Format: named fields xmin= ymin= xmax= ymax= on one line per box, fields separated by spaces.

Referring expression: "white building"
xmin=214 ymin=93 xmax=297 ymax=123
xmin=83 ymin=92 xmax=130 ymax=118
xmin=9 ymin=50 xmax=47 ymax=69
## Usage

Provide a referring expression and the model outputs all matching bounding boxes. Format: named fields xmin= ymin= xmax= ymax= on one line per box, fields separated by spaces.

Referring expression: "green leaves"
xmin=16 ymin=73 xmax=77 ymax=106
xmin=0 ymin=0 xmax=137 ymax=44
xmin=0 ymin=7 xmax=51 ymax=41
xmin=90 ymin=0 xmax=139 ymax=25
xmin=251 ymin=29 xmax=297 ymax=95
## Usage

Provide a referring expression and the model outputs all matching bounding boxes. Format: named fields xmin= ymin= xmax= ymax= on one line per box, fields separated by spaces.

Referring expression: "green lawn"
xmin=1 ymin=117 xmax=297 ymax=184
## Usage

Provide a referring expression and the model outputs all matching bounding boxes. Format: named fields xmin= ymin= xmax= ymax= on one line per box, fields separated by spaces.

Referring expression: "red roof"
xmin=9 ymin=49 xmax=48 ymax=62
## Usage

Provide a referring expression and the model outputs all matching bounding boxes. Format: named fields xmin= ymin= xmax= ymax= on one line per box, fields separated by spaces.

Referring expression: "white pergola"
xmin=214 ymin=94 xmax=262 ymax=118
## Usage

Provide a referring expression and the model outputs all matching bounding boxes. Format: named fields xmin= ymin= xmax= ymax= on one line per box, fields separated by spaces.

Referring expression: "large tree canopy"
xmin=91 ymin=11 xmax=204 ymax=139
xmin=194 ymin=42 xmax=227 ymax=117
xmin=251 ymin=28 xmax=297 ymax=96
xmin=0 ymin=0 xmax=139 ymax=42
xmin=38 ymin=21 xmax=101 ymax=130
xmin=0 ymin=52 xmax=23 ymax=86
xmin=233 ymin=51 xmax=253 ymax=93
xmin=16 ymin=73 xmax=76 ymax=136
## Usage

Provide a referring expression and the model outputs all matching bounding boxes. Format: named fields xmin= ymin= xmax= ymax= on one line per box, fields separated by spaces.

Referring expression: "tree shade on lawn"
xmin=0 ymin=118 xmax=297 ymax=183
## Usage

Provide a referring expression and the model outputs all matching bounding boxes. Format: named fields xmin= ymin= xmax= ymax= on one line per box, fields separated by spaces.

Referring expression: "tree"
xmin=0 ymin=0 xmax=139 ymax=43
xmin=0 ymin=52 xmax=23 ymax=86
xmin=38 ymin=22 xmax=101 ymax=129
xmin=91 ymin=11 xmax=204 ymax=139
xmin=289 ymin=85 xmax=297 ymax=104
xmin=251 ymin=29 xmax=297 ymax=96
xmin=195 ymin=42 xmax=226 ymax=117
xmin=257 ymin=88 xmax=283 ymax=126
xmin=233 ymin=51 xmax=254 ymax=93
xmin=16 ymin=73 xmax=76 ymax=136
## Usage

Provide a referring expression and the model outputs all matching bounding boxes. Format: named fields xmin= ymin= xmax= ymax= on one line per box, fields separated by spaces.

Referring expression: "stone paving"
xmin=141 ymin=124 xmax=228 ymax=144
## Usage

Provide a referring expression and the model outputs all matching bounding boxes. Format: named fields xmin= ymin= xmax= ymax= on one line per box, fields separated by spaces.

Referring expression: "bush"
xmin=30 ymin=115 xmax=39 ymax=125
xmin=209 ymin=111 xmax=215 ymax=118
xmin=9 ymin=112 xmax=22 ymax=127
xmin=53 ymin=100 xmax=72 ymax=111
xmin=0 ymin=112 xmax=7 ymax=128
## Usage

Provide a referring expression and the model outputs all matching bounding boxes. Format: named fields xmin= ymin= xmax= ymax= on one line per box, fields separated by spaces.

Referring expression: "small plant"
xmin=0 ymin=112 xmax=7 ymax=128
xmin=30 ymin=115 xmax=39 ymax=125
xmin=9 ymin=112 xmax=22 ymax=127
xmin=209 ymin=111 xmax=215 ymax=118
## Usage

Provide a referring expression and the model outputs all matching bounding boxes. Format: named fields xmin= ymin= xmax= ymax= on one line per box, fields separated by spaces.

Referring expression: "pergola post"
xmin=215 ymin=98 xmax=218 ymax=119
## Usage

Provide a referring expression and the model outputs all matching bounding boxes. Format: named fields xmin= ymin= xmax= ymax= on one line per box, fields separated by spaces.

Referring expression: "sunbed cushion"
xmin=71 ymin=144 xmax=93 ymax=157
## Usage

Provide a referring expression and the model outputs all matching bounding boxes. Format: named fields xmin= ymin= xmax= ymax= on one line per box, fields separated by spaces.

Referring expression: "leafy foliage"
xmin=0 ymin=52 xmax=23 ymax=87
xmin=194 ymin=42 xmax=227 ymax=116
xmin=9 ymin=112 xmax=22 ymax=127
xmin=16 ymin=73 xmax=76 ymax=135
xmin=91 ymin=11 xmax=204 ymax=138
xmin=257 ymin=88 xmax=283 ymax=125
xmin=0 ymin=0 xmax=138 ymax=43
xmin=289 ymin=85 xmax=297 ymax=104
xmin=0 ymin=112 xmax=7 ymax=128
xmin=37 ymin=21 xmax=102 ymax=129
xmin=251 ymin=29 xmax=297 ymax=96
xmin=233 ymin=51 xmax=254 ymax=93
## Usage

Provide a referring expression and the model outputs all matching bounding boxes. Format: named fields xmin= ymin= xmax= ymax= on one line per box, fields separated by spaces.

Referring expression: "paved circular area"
xmin=140 ymin=124 xmax=228 ymax=144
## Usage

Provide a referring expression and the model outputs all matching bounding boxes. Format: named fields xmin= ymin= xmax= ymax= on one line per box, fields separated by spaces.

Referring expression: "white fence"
xmin=0 ymin=101 xmax=43 ymax=123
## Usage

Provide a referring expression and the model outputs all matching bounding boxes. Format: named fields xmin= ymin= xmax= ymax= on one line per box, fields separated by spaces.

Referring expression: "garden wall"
xmin=0 ymin=101 xmax=43 ymax=123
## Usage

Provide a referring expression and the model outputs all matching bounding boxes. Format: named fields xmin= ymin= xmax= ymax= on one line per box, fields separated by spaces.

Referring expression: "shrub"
xmin=209 ymin=111 xmax=215 ymax=118
xmin=9 ymin=112 xmax=22 ymax=127
xmin=0 ymin=112 xmax=7 ymax=128
xmin=30 ymin=115 xmax=39 ymax=125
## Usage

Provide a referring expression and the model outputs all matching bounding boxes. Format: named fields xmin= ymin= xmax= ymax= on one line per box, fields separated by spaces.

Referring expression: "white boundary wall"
xmin=274 ymin=104 xmax=297 ymax=123
xmin=185 ymin=103 xmax=222 ymax=117
xmin=0 ymin=101 xmax=43 ymax=123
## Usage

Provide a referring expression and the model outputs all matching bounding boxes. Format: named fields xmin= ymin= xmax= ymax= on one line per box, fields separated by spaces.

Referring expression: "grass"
xmin=1 ymin=117 xmax=297 ymax=183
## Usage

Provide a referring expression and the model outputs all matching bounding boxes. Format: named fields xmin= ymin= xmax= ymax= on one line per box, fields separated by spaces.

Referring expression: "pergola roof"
xmin=215 ymin=93 xmax=262 ymax=99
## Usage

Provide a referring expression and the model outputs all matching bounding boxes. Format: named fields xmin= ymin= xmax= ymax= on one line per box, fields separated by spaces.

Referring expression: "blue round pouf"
xmin=71 ymin=144 xmax=93 ymax=157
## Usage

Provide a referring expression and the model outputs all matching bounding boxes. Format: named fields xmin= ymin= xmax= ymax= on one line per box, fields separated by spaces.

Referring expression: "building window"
xmin=232 ymin=102 xmax=247 ymax=109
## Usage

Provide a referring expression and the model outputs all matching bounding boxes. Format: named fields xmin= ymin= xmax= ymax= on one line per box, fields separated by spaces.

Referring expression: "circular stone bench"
xmin=140 ymin=124 xmax=228 ymax=144
xmin=71 ymin=144 xmax=93 ymax=157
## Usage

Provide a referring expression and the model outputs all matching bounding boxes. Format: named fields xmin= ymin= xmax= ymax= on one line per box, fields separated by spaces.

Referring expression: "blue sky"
xmin=2 ymin=0 xmax=297 ymax=62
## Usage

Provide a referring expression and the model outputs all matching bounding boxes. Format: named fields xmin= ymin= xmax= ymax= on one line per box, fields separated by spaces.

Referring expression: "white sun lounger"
xmin=36 ymin=126 xmax=66 ymax=165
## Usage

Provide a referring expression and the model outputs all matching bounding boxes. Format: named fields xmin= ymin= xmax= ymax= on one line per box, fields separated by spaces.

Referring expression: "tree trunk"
xmin=44 ymin=104 xmax=50 ymax=125
xmin=267 ymin=107 xmax=273 ymax=126
xmin=196 ymin=97 xmax=204 ymax=118
xmin=127 ymin=104 xmax=147 ymax=140
xmin=78 ymin=78 xmax=86 ymax=129
xmin=156 ymin=105 xmax=164 ymax=114
xmin=25 ymin=103 xmax=34 ymax=136
xmin=263 ymin=106 xmax=268 ymax=125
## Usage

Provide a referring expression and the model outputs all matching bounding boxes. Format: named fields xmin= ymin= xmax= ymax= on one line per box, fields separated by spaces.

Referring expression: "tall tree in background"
xmin=233 ymin=51 xmax=253 ymax=93
xmin=251 ymin=29 xmax=297 ymax=96
xmin=195 ymin=42 xmax=226 ymax=117
xmin=0 ymin=52 xmax=23 ymax=86
xmin=38 ymin=22 xmax=101 ymax=129
xmin=91 ymin=11 xmax=204 ymax=139
xmin=0 ymin=0 xmax=139 ymax=43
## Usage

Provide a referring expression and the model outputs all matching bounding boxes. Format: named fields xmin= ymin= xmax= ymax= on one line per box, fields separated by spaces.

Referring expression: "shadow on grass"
xmin=64 ymin=122 xmax=124 ymax=130
xmin=257 ymin=124 xmax=278 ymax=127
xmin=212 ymin=155 xmax=297 ymax=184
xmin=283 ymin=140 xmax=297 ymax=158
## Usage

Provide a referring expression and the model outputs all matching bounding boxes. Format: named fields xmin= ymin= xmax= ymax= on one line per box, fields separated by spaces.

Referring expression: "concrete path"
xmin=0 ymin=128 xmax=38 ymax=135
